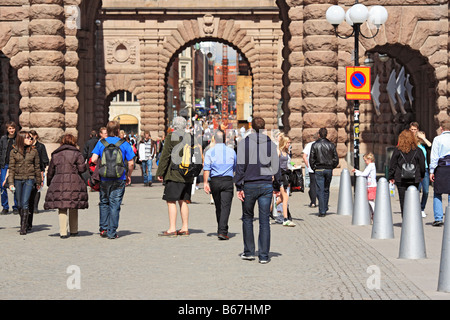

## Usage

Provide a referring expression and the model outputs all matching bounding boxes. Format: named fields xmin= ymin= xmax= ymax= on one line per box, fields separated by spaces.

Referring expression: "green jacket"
xmin=156 ymin=130 xmax=195 ymax=183
xmin=8 ymin=145 xmax=42 ymax=186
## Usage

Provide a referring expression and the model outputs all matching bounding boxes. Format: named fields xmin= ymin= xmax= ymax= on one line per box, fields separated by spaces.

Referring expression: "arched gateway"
xmin=0 ymin=0 xmax=448 ymax=170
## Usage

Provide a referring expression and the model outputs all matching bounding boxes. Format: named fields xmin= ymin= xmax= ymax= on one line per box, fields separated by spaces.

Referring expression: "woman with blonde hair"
xmin=276 ymin=134 xmax=295 ymax=227
xmin=388 ymin=129 xmax=425 ymax=217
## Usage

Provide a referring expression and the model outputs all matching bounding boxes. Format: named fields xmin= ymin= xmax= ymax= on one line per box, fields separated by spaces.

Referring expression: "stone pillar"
xmin=28 ymin=0 xmax=65 ymax=146
xmin=252 ymin=39 xmax=281 ymax=131
xmin=141 ymin=38 xmax=165 ymax=136
xmin=63 ymin=0 xmax=80 ymax=138
xmin=286 ymin=3 xmax=304 ymax=161
xmin=302 ymin=1 xmax=339 ymax=164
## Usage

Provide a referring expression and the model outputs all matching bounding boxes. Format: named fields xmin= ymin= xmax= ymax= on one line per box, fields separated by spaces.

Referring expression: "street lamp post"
xmin=326 ymin=1 xmax=388 ymax=170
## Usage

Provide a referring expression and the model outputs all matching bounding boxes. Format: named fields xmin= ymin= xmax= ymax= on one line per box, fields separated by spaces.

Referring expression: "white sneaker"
xmin=421 ymin=211 xmax=427 ymax=218
xmin=283 ymin=220 xmax=296 ymax=227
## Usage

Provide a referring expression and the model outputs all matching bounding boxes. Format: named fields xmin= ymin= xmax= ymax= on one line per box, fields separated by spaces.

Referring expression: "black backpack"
xmin=98 ymin=139 xmax=126 ymax=179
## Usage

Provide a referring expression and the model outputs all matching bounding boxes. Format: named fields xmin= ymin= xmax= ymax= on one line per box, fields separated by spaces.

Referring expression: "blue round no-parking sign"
xmin=350 ymin=71 xmax=366 ymax=89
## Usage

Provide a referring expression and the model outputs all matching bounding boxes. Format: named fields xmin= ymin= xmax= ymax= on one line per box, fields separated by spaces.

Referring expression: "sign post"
xmin=346 ymin=66 xmax=371 ymax=170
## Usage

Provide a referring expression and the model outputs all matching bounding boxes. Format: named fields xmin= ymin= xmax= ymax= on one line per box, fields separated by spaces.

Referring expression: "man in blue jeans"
xmin=309 ymin=128 xmax=339 ymax=217
xmin=91 ymin=121 xmax=135 ymax=239
xmin=0 ymin=121 xmax=19 ymax=215
xmin=429 ymin=120 xmax=450 ymax=227
xmin=235 ymin=117 xmax=281 ymax=264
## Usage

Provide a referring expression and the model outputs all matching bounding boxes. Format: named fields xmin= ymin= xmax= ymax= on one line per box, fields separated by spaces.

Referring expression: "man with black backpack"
xmin=156 ymin=116 xmax=202 ymax=237
xmin=90 ymin=121 xmax=135 ymax=239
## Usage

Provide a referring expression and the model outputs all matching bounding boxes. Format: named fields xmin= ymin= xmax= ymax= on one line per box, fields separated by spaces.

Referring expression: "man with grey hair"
xmin=156 ymin=116 xmax=196 ymax=237
xmin=203 ymin=129 xmax=237 ymax=240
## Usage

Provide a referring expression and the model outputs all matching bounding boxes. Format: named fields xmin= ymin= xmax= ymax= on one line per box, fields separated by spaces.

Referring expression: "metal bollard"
xmin=337 ymin=168 xmax=353 ymax=216
xmin=398 ymin=186 xmax=426 ymax=259
xmin=437 ymin=206 xmax=450 ymax=292
xmin=371 ymin=177 xmax=394 ymax=239
xmin=352 ymin=176 xmax=371 ymax=225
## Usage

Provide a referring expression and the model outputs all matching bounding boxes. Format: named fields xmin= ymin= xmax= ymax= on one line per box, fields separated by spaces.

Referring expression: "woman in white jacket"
xmin=352 ymin=152 xmax=377 ymax=215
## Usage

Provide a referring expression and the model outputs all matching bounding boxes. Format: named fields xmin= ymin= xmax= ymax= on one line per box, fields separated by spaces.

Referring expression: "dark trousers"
xmin=396 ymin=181 xmax=420 ymax=216
xmin=315 ymin=169 xmax=333 ymax=215
xmin=210 ymin=176 xmax=234 ymax=236
xmin=308 ymin=172 xmax=317 ymax=206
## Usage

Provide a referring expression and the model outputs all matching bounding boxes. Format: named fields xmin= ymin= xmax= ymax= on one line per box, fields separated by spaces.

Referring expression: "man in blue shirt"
xmin=430 ymin=120 xmax=450 ymax=226
xmin=203 ymin=129 xmax=236 ymax=240
xmin=91 ymin=121 xmax=135 ymax=239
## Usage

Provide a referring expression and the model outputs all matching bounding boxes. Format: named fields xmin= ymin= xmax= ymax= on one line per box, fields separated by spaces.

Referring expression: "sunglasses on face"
xmin=25 ymin=136 xmax=34 ymax=141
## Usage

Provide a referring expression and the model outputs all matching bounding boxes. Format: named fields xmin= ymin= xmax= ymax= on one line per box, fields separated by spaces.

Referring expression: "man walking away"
xmin=235 ymin=117 xmax=281 ymax=264
xmin=82 ymin=130 xmax=99 ymax=162
xmin=90 ymin=121 xmax=135 ymax=239
xmin=309 ymin=128 xmax=339 ymax=217
xmin=430 ymin=120 xmax=450 ymax=227
xmin=203 ymin=129 xmax=237 ymax=240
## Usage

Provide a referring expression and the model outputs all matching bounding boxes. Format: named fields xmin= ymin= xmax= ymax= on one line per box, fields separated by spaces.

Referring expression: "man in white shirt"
xmin=302 ymin=135 xmax=317 ymax=208
xmin=430 ymin=120 xmax=450 ymax=226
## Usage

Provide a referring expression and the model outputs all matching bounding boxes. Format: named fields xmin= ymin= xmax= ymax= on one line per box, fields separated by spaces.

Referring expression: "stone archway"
xmin=364 ymin=45 xmax=439 ymax=160
xmin=163 ymin=38 xmax=253 ymax=128
xmin=333 ymin=2 xmax=447 ymax=168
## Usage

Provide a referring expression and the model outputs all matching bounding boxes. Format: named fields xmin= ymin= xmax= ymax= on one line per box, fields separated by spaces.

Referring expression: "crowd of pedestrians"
xmin=0 ymin=117 xmax=449 ymax=264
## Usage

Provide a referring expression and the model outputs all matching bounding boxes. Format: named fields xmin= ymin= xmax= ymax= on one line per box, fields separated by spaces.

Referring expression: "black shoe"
xmin=218 ymin=234 xmax=229 ymax=240
xmin=318 ymin=213 xmax=326 ymax=217
xmin=60 ymin=235 xmax=69 ymax=239
xmin=12 ymin=209 xmax=19 ymax=215
xmin=432 ymin=220 xmax=444 ymax=227
xmin=0 ymin=208 xmax=8 ymax=215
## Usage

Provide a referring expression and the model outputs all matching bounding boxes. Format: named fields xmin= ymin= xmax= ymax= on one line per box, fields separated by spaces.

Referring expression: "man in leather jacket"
xmin=309 ymin=128 xmax=339 ymax=217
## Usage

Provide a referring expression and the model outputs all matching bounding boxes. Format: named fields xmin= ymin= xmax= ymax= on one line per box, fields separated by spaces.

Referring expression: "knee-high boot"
xmin=20 ymin=209 xmax=28 ymax=235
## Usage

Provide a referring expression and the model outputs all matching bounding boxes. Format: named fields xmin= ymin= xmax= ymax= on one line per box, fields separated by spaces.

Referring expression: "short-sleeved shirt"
xmin=302 ymin=141 xmax=314 ymax=173
xmin=92 ymin=137 xmax=135 ymax=181
xmin=203 ymin=143 xmax=236 ymax=178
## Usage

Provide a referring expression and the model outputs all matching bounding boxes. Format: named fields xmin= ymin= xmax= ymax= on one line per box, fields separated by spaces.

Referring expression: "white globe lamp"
xmin=349 ymin=3 xmax=369 ymax=24
xmin=368 ymin=5 xmax=388 ymax=28
xmin=326 ymin=5 xmax=345 ymax=26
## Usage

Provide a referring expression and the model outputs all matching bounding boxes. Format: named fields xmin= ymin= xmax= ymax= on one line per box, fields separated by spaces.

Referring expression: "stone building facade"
xmin=0 ymin=0 xmax=448 ymax=171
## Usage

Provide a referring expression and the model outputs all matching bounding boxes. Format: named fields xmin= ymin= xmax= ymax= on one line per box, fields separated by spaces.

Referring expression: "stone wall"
xmin=0 ymin=0 xmax=448 ymax=169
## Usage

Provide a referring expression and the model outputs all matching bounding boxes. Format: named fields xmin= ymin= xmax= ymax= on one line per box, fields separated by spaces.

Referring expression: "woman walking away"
xmin=388 ymin=129 xmax=425 ymax=217
xmin=6 ymin=131 xmax=42 ymax=235
xmin=44 ymin=134 xmax=89 ymax=239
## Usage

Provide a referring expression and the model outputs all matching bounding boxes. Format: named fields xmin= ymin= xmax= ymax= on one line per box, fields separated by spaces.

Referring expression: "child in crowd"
xmin=352 ymin=152 xmax=377 ymax=216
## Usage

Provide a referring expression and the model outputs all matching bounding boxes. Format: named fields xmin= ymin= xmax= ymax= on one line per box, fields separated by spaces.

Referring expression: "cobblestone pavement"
xmin=0 ymin=175 xmax=448 ymax=300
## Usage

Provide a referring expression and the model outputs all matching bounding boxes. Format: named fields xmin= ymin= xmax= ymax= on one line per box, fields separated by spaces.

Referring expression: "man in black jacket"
xmin=235 ymin=117 xmax=281 ymax=264
xmin=309 ymin=128 xmax=339 ymax=217
xmin=0 ymin=121 xmax=18 ymax=215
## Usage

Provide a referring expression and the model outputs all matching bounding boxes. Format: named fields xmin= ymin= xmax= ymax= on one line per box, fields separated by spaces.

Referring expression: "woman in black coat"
xmin=389 ymin=129 xmax=426 ymax=217
xmin=27 ymin=130 xmax=49 ymax=230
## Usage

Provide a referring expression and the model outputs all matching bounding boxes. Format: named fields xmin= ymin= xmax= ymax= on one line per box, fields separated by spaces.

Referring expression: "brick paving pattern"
xmin=0 ymin=180 xmax=438 ymax=300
